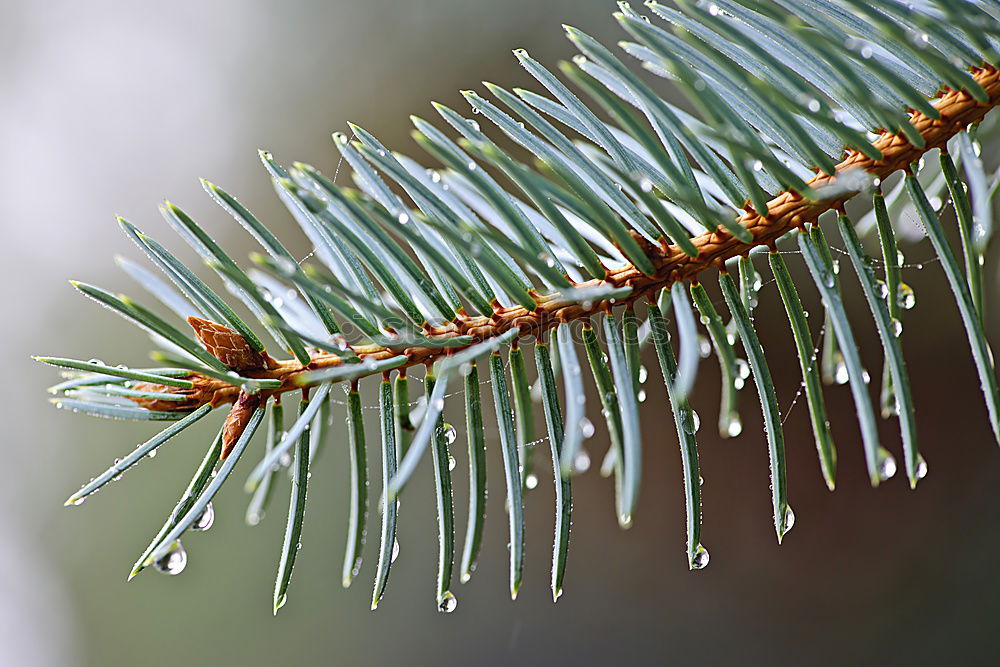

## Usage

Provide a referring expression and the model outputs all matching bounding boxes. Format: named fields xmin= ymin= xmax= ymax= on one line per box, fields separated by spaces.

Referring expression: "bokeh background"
xmin=2 ymin=1 xmax=998 ymax=665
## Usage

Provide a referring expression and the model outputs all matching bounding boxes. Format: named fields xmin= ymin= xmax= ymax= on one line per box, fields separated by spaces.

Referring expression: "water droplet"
xmin=68 ymin=497 xmax=86 ymax=507
xmin=862 ymin=369 xmax=871 ymax=385
xmin=525 ymin=473 xmax=538 ymax=490
xmin=442 ymin=423 xmax=457 ymax=445
xmin=467 ymin=161 xmax=477 ymax=171
xmin=154 ymin=541 xmax=187 ymax=575
xmin=898 ymin=283 xmax=916 ymax=310
xmin=448 ymin=455 xmax=457 ymax=471
xmin=734 ymin=376 xmax=745 ymax=391
xmin=438 ymin=591 xmax=457 ymax=613
xmin=877 ymin=448 xmax=897 ymax=481
xmin=637 ymin=389 xmax=647 ymax=403
xmin=876 ymin=280 xmax=888 ymax=299
xmin=781 ymin=506 xmax=796 ymax=534
xmin=736 ymin=359 xmax=751 ymax=380
xmin=392 ymin=539 xmax=400 ymax=563
xmin=247 ymin=511 xmax=262 ymax=526
xmin=191 ymin=502 xmax=214 ymax=532
xmin=279 ymin=452 xmax=292 ymax=467
xmin=690 ymin=544 xmax=710 ymax=569
xmin=891 ymin=319 xmax=903 ymax=337
xmin=397 ymin=213 xmax=410 ymax=224
xmin=915 ymin=454 xmax=928 ymax=480
xmin=833 ymin=357 xmax=849 ymax=385
xmin=637 ymin=365 xmax=648 ymax=384
xmin=147 ymin=449 xmax=157 ymax=459
xmin=574 ymin=450 xmax=591 ymax=473
xmin=807 ymin=98 xmax=821 ymax=113
xmin=752 ymin=159 xmax=764 ymax=172
xmin=698 ymin=335 xmax=712 ymax=358
xmin=580 ymin=417 xmax=595 ymax=439
xmin=683 ymin=409 xmax=700 ymax=434
xmin=725 ymin=413 xmax=743 ymax=437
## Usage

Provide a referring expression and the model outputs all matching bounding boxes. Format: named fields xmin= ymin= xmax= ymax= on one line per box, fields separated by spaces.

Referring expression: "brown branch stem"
xmin=170 ymin=65 xmax=1000 ymax=411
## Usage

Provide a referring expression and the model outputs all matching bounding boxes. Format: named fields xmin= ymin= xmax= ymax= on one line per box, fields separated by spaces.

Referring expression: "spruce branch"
xmin=38 ymin=1 xmax=1000 ymax=613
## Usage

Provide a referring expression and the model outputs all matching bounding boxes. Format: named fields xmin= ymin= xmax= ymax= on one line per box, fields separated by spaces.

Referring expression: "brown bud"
xmin=188 ymin=317 xmax=266 ymax=371
xmin=221 ymin=390 xmax=263 ymax=459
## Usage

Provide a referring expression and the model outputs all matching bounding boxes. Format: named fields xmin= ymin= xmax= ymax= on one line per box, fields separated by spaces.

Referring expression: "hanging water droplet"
xmin=391 ymin=539 xmax=400 ymax=563
xmin=898 ymin=283 xmax=916 ymax=310
xmin=698 ymin=335 xmax=712 ymax=358
xmin=397 ymin=212 xmax=410 ymax=224
xmin=781 ymin=506 xmax=796 ymax=534
xmin=683 ymin=409 xmax=700 ymax=434
xmin=147 ymin=449 xmax=157 ymax=459
xmin=525 ymin=473 xmax=539 ymax=490
xmin=699 ymin=475 xmax=704 ymax=487
xmin=438 ymin=591 xmax=457 ymax=613
xmin=442 ymin=423 xmax=457 ymax=445
xmin=580 ymin=417 xmax=595 ymax=439
xmin=891 ymin=319 xmax=903 ymax=337
xmin=279 ymin=452 xmax=292 ymax=467
xmin=191 ymin=502 xmax=215 ymax=532
xmin=448 ymin=455 xmax=457 ymax=471
xmin=726 ymin=413 xmax=743 ymax=438
xmin=834 ymin=357 xmax=849 ymax=385
xmin=877 ymin=449 xmax=897 ymax=481
xmin=637 ymin=365 xmax=648 ymax=384
xmin=637 ymin=389 xmax=647 ymax=403
xmin=574 ymin=450 xmax=591 ymax=473
xmin=68 ymin=496 xmax=86 ymax=507
xmin=736 ymin=359 xmax=751 ymax=380
xmin=862 ymin=369 xmax=871 ymax=385
xmin=876 ymin=280 xmax=889 ymax=299
xmin=247 ymin=511 xmax=262 ymax=526
xmin=734 ymin=376 xmax=745 ymax=391
xmin=915 ymin=454 xmax=928 ymax=480
xmin=807 ymin=98 xmax=821 ymax=113
xmin=154 ymin=541 xmax=187 ymax=575
xmin=690 ymin=544 xmax=710 ymax=570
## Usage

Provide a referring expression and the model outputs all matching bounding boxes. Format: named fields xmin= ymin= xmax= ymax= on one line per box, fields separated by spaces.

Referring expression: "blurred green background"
xmin=3 ymin=1 xmax=998 ymax=665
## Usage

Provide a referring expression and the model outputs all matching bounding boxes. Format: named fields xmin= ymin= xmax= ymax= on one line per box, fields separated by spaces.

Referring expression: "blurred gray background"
xmin=2 ymin=1 xmax=997 ymax=665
